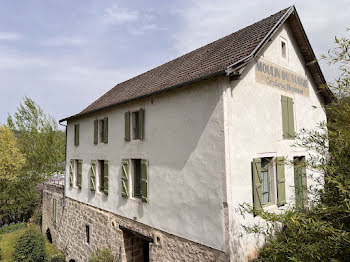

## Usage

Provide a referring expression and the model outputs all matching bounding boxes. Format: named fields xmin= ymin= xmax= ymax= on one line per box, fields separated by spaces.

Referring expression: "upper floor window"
xmin=124 ymin=109 xmax=144 ymax=141
xmin=74 ymin=124 xmax=79 ymax=146
xmin=93 ymin=118 xmax=108 ymax=144
xmin=281 ymin=39 xmax=287 ymax=59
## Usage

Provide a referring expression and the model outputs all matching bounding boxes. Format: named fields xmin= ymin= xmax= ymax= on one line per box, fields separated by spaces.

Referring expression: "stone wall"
xmin=42 ymin=182 xmax=228 ymax=262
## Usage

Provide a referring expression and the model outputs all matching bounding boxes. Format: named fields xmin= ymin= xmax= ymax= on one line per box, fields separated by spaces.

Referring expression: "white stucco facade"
xmin=224 ymin=23 xmax=327 ymax=261
xmin=65 ymin=77 xmax=227 ymax=251
xmin=64 ymin=21 xmax=327 ymax=261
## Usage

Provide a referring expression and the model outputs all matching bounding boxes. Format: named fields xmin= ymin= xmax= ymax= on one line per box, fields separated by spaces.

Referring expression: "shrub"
xmin=49 ymin=253 xmax=66 ymax=262
xmin=89 ymin=248 xmax=114 ymax=262
xmin=0 ymin=222 xmax=27 ymax=235
xmin=0 ymin=236 xmax=2 ymax=260
xmin=14 ymin=227 xmax=46 ymax=262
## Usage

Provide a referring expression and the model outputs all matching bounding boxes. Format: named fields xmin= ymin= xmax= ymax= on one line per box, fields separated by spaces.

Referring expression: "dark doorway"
xmin=46 ymin=228 xmax=52 ymax=243
xmin=120 ymin=226 xmax=151 ymax=262
xmin=69 ymin=260 xmax=76 ymax=262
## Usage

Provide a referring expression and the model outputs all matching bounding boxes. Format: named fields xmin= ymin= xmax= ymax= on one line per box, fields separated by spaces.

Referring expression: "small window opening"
xmin=46 ymin=228 xmax=52 ymax=243
xmin=86 ymin=225 xmax=90 ymax=244
xmin=281 ymin=41 xmax=287 ymax=58
xmin=133 ymin=159 xmax=142 ymax=197
xmin=98 ymin=160 xmax=105 ymax=191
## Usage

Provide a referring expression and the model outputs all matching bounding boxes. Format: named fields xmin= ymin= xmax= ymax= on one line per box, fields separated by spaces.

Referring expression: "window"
xmin=294 ymin=156 xmax=307 ymax=209
xmin=52 ymin=199 xmax=57 ymax=223
xmin=133 ymin=159 xmax=142 ymax=197
xmin=74 ymin=124 xmax=79 ymax=146
xmin=252 ymin=157 xmax=286 ymax=214
xmin=281 ymin=95 xmax=295 ymax=139
xmin=125 ymin=109 xmax=144 ymax=141
xmin=125 ymin=159 xmax=148 ymax=202
xmin=86 ymin=225 xmax=90 ymax=244
xmin=93 ymin=118 xmax=108 ymax=144
xmin=75 ymin=160 xmax=82 ymax=189
xmin=132 ymin=111 xmax=140 ymax=140
xmin=98 ymin=160 xmax=109 ymax=194
xmin=281 ymin=40 xmax=287 ymax=58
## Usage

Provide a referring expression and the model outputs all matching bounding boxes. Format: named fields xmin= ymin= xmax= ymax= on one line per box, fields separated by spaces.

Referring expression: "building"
xmin=42 ymin=6 xmax=332 ymax=262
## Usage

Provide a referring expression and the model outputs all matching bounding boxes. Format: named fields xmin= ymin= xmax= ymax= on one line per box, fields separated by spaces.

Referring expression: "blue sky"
xmin=0 ymin=0 xmax=348 ymax=125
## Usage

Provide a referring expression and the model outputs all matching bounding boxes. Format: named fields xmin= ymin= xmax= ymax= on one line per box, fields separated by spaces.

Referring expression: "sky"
xmin=0 ymin=0 xmax=348 ymax=125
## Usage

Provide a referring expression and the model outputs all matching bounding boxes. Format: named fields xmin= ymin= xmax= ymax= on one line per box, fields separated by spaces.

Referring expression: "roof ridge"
xmin=87 ymin=6 xmax=292 ymax=99
xmin=61 ymin=6 xmax=294 ymax=121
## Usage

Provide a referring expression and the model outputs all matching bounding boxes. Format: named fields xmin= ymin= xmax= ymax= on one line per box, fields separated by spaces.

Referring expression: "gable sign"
xmin=255 ymin=59 xmax=309 ymax=96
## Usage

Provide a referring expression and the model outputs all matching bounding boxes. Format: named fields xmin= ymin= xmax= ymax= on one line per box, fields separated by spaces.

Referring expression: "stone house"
xmin=42 ymin=6 xmax=332 ymax=262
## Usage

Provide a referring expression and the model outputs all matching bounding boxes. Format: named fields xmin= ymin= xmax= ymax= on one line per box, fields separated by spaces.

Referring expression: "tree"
xmin=0 ymin=125 xmax=25 ymax=181
xmin=241 ymin=30 xmax=350 ymax=261
xmin=7 ymin=97 xmax=65 ymax=182
xmin=0 ymin=125 xmax=36 ymax=224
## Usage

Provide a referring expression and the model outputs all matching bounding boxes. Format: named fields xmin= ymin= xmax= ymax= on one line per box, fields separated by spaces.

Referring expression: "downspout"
xmin=59 ymin=121 xmax=67 ymax=210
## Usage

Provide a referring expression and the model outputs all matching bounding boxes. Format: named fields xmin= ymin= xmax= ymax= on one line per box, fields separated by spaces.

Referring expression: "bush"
xmin=14 ymin=227 xmax=46 ymax=262
xmin=89 ymin=248 xmax=114 ymax=262
xmin=0 ymin=222 xmax=27 ymax=235
xmin=48 ymin=253 xmax=65 ymax=262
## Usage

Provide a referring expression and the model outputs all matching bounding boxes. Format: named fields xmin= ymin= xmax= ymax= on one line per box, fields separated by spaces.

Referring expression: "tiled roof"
xmin=63 ymin=6 xmax=325 ymax=121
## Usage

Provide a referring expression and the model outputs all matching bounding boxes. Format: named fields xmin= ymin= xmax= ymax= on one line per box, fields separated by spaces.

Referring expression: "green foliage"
xmin=241 ymin=30 xmax=350 ymax=261
xmin=89 ymin=248 xmax=114 ymax=262
xmin=48 ymin=253 xmax=65 ymax=262
xmin=0 ymin=125 xmax=26 ymax=182
xmin=7 ymin=97 xmax=65 ymax=182
xmin=0 ymin=223 xmax=27 ymax=235
xmin=14 ymin=227 xmax=46 ymax=262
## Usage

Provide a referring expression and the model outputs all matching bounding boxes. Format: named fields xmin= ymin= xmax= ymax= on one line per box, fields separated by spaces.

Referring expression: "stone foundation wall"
xmin=42 ymin=182 xmax=228 ymax=262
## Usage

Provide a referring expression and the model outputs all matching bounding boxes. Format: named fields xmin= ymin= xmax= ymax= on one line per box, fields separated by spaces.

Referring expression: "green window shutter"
xmin=121 ymin=159 xmax=129 ymax=198
xmin=74 ymin=124 xmax=80 ymax=146
xmin=77 ymin=160 xmax=83 ymax=189
xmin=281 ymin=96 xmax=289 ymax=139
xmin=104 ymin=161 xmax=109 ymax=195
xmin=90 ymin=161 xmax=96 ymax=191
xmin=276 ymin=157 xmax=286 ymax=206
xmin=252 ymin=158 xmax=262 ymax=214
xmin=287 ymin=97 xmax=295 ymax=138
xmin=294 ymin=158 xmax=305 ymax=209
xmin=125 ymin=112 xmax=131 ymax=141
xmin=103 ymin=117 xmax=108 ymax=143
xmin=69 ymin=160 xmax=74 ymax=186
xmin=139 ymin=108 xmax=144 ymax=140
xmin=94 ymin=120 xmax=98 ymax=144
xmin=53 ymin=199 xmax=56 ymax=223
xmin=141 ymin=159 xmax=148 ymax=203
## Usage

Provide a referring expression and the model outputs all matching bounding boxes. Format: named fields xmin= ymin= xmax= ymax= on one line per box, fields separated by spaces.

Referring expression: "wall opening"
xmin=46 ymin=228 xmax=52 ymax=243
xmin=120 ymin=226 xmax=151 ymax=262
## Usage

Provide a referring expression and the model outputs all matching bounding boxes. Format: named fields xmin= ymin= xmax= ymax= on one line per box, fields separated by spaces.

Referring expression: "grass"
xmin=0 ymin=224 xmax=62 ymax=261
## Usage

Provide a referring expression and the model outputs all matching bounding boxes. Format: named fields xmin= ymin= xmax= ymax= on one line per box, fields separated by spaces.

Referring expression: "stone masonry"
xmin=42 ymin=182 xmax=228 ymax=262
